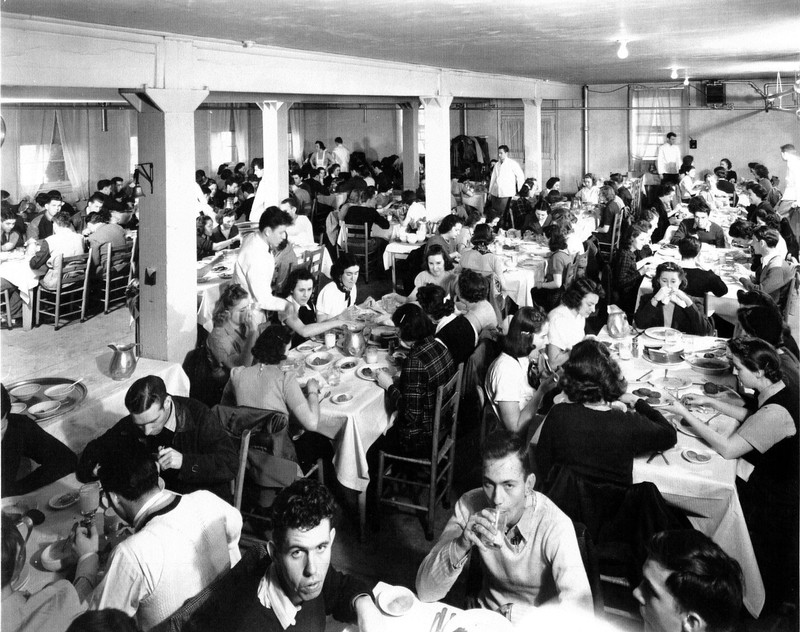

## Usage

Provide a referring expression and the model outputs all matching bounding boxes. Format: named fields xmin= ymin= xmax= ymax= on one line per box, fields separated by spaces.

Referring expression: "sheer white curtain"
xmin=631 ymin=89 xmax=681 ymax=172
xmin=209 ymin=109 xmax=233 ymax=172
xmin=13 ymin=109 xmax=57 ymax=200
xmin=57 ymin=109 xmax=90 ymax=200
xmin=233 ymin=109 xmax=249 ymax=165
xmin=288 ymin=108 xmax=305 ymax=163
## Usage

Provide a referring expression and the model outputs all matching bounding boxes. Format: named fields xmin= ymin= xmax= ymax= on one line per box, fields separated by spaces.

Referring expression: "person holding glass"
xmin=634 ymin=261 xmax=713 ymax=335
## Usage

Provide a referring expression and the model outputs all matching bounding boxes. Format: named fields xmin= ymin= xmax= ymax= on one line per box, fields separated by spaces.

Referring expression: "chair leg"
xmin=375 ymin=451 xmax=385 ymax=531
xmin=3 ymin=290 xmax=13 ymax=329
xmin=54 ymin=287 xmax=61 ymax=330
xmin=426 ymin=464 xmax=436 ymax=541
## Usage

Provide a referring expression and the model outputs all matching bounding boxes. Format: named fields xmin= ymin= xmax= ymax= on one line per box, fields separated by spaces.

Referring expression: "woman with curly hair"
xmin=671 ymin=337 xmax=798 ymax=610
xmin=547 ymin=278 xmax=602 ymax=369
xmin=207 ymin=283 xmax=260 ymax=369
xmin=535 ymin=339 xmax=676 ymax=485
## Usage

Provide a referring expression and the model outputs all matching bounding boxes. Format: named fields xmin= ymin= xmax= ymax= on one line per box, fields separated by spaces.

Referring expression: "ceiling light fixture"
xmin=671 ymin=68 xmax=678 ymax=80
xmin=683 ymin=73 xmax=690 ymax=86
xmin=617 ymin=41 xmax=629 ymax=60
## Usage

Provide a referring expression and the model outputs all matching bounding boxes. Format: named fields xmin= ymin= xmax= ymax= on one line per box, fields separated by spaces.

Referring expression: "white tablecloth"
xmin=0 ymin=253 xmax=43 ymax=305
xmin=7 ymin=353 xmax=189 ymax=455
xmin=598 ymin=331 xmax=765 ymax=617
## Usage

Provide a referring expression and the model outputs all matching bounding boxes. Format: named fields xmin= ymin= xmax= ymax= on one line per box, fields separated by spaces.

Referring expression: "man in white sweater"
xmin=416 ymin=430 xmax=592 ymax=624
xmin=77 ymin=437 xmax=242 ymax=631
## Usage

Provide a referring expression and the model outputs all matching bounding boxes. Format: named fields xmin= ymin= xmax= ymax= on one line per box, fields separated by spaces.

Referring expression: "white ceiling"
xmin=3 ymin=0 xmax=799 ymax=85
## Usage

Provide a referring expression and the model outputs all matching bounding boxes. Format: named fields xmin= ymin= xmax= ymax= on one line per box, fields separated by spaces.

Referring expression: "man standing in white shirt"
xmin=777 ymin=143 xmax=800 ymax=237
xmin=488 ymin=145 xmax=525 ymax=220
xmin=233 ymin=206 xmax=293 ymax=316
xmin=332 ymin=137 xmax=351 ymax=174
xmin=656 ymin=132 xmax=682 ymax=185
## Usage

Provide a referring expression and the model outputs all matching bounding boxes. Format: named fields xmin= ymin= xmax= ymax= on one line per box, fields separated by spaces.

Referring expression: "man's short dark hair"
xmin=271 ymin=479 xmax=336 ymax=546
xmin=66 ymin=609 xmax=140 ymax=632
xmin=280 ymin=197 xmax=298 ymax=211
xmin=334 ymin=137 xmax=343 ymax=144
xmin=52 ymin=210 xmax=73 ymax=228
xmin=497 ymin=144 xmax=509 ymax=153
xmin=111 ymin=177 xmax=123 ymax=185
xmin=728 ymin=220 xmax=754 ymax=240
xmin=124 ymin=375 xmax=168 ymax=414
xmin=482 ymin=429 xmax=531 ymax=476
xmin=97 ymin=179 xmax=112 ymax=191
xmin=240 ymin=182 xmax=255 ymax=196
xmin=97 ymin=435 xmax=159 ymax=502
xmin=646 ymin=530 xmax=743 ymax=632
xmin=754 ymin=226 xmax=780 ymax=249
xmin=87 ymin=192 xmax=107 ymax=207
xmin=666 ymin=132 xmax=677 ymax=139
xmin=259 ymin=206 xmax=293 ymax=233
xmin=42 ymin=191 xmax=62 ymax=205
xmin=458 ymin=269 xmax=488 ymax=303
xmin=780 ymin=143 xmax=795 ymax=153
xmin=678 ymin=236 xmax=702 ymax=260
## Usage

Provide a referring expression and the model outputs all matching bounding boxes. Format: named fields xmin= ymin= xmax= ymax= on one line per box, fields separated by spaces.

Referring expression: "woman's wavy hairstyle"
xmin=726 ymin=336 xmax=783 ymax=383
xmin=559 ymin=339 xmax=627 ymax=404
xmin=426 ymin=244 xmax=455 ymax=272
xmin=654 ymin=261 xmax=688 ymax=290
xmin=502 ymin=305 xmax=548 ymax=358
xmin=458 ymin=269 xmax=488 ymax=303
xmin=252 ymin=325 xmax=293 ymax=365
xmin=561 ymin=278 xmax=603 ymax=310
xmin=417 ymin=284 xmax=455 ymax=321
xmin=212 ymin=283 xmax=250 ymax=327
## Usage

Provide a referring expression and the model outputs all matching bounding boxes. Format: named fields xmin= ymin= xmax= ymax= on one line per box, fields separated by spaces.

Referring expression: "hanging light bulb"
xmin=683 ymin=74 xmax=689 ymax=86
xmin=617 ymin=41 xmax=629 ymax=60
xmin=671 ymin=68 xmax=678 ymax=80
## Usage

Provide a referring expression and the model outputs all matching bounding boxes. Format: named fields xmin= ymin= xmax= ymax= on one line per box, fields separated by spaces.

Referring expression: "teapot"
xmin=606 ymin=305 xmax=629 ymax=339
xmin=342 ymin=325 xmax=366 ymax=358
xmin=108 ymin=343 xmax=139 ymax=380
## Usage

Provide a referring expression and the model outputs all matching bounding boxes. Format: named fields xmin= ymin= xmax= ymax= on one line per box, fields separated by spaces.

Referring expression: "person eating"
xmin=634 ymin=261 xmax=713 ymax=335
xmin=316 ymin=253 xmax=359 ymax=322
xmin=281 ymin=268 xmax=345 ymax=347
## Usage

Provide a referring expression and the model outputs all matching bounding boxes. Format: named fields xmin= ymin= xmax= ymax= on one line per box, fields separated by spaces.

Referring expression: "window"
xmin=19 ymin=117 xmax=69 ymax=192
xmin=499 ymin=114 xmax=524 ymax=160
xmin=130 ymin=136 xmax=138 ymax=175
xmin=630 ymin=88 xmax=683 ymax=171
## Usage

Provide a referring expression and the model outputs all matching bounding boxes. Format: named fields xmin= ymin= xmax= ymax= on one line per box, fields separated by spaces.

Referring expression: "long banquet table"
xmin=0 ymin=250 xmax=44 ymax=331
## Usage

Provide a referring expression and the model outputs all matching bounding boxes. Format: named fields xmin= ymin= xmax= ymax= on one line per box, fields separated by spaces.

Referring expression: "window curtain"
xmin=631 ymin=89 xmax=682 ymax=173
xmin=7 ymin=109 xmax=57 ymax=200
xmin=233 ymin=109 xmax=249 ymax=166
xmin=209 ymin=109 xmax=232 ymax=173
xmin=288 ymin=108 xmax=305 ymax=163
xmin=57 ymin=109 xmax=90 ymax=200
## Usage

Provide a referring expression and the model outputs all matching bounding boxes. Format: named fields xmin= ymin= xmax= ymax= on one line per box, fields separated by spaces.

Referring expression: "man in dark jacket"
xmin=77 ymin=375 xmax=237 ymax=501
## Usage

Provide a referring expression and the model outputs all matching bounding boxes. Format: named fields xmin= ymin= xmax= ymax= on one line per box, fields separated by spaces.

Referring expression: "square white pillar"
xmin=401 ymin=102 xmax=420 ymax=192
xmin=419 ymin=96 xmax=453 ymax=222
xmin=252 ymin=100 xmax=292 ymax=220
xmin=522 ymin=98 xmax=543 ymax=185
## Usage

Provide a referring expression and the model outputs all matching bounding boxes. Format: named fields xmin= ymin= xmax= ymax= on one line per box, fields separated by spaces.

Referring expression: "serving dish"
xmin=6 ymin=377 xmax=88 ymax=422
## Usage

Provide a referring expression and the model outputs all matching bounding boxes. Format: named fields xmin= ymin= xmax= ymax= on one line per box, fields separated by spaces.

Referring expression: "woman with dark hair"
xmin=677 ymin=236 xmax=728 ymax=299
xmin=460 ymin=224 xmax=509 ymax=291
xmin=281 ymin=268 xmax=345 ymax=347
xmin=425 ymin=214 xmax=463 ymax=261
xmin=324 ymin=163 xmax=342 ymax=191
xmin=372 ymin=303 xmax=456 ymax=456
xmin=736 ymin=289 xmax=800 ymax=373
xmin=609 ymin=172 xmax=633 ymax=209
xmin=207 ymin=283 xmax=260 ymax=369
xmin=535 ymin=339 xmax=676 ymax=485
xmin=611 ymin=222 xmax=654 ymax=318
xmin=521 ymin=204 xmax=550 ymax=236
xmin=406 ymin=244 xmax=457 ymax=302
xmin=752 ymin=164 xmax=782 ymax=208
xmin=197 ymin=215 xmax=238 ymax=259
xmin=531 ymin=230 xmax=572 ymax=312
xmin=595 ymin=184 xmax=626 ymax=243
xmin=456 ymin=206 xmax=484 ymax=253
xmin=316 ymin=253 xmax=359 ymax=321
xmin=1 ymin=207 xmax=23 ymax=252
xmin=719 ymin=158 xmax=737 ymax=183
xmin=211 ymin=208 xmax=241 ymax=249
xmin=678 ymin=165 xmax=701 ymax=202
xmin=634 ymin=261 xmax=712 ymax=335
xmin=671 ymin=337 xmax=798 ymax=610
xmin=458 ymin=268 xmax=500 ymax=336
xmin=485 ymin=305 xmax=556 ymax=434
xmin=308 ymin=140 xmax=331 ymax=170
xmin=744 ymin=182 xmax=774 ymax=223
xmin=547 ymin=278 xmax=602 ymax=369
xmin=417 ymin=283 xmax=456 ymax=329
xmin=221 ymin=325 xmax=331 ymax=473
xmin=67 ymin=610 xmax=141 ymax=632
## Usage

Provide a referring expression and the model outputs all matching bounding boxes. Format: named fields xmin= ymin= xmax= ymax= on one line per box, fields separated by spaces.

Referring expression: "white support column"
xmin=419 ymin=96 xmax=453 ymax=221
xmin=134 ymin=88 xmax=208 ymax=362
xmin=401 ymin=102 xmax=420 ymax=192
xmin=252 ymin=100 xmax=292 ymax=220
xmin=522 ymin=98 xmax=543 ymax=185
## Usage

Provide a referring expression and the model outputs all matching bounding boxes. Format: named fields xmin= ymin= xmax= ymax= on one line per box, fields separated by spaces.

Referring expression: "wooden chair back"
xmin=36 ymin=252 xmax=91 ymax=329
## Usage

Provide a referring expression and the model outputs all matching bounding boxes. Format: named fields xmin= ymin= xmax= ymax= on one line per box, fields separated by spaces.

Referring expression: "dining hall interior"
xmin=1 ymin=1 xmax=800 ymax=631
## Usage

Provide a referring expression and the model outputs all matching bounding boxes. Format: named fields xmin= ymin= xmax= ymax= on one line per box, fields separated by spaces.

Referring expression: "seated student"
xmin=207 ymin=283 xmax=260 ymax=370
xmin=485 ymin=306 xmax=556 ymax=436
xmin=281 ymin=268 xmax=345 ymax=348
xmin=744 ymin=182 xmax=774 ymax=223
xmin=762 ymin=211 xmax=800 ymax=261
xmin=677 ymin=236 xmax=728 ymax=298
xmin=174 ymin=479 xmax=380 ymax=632
xmin=316 ymin=253 xmax=359 ymax=322
xmin=737 ymin=289 xmax=800 ymax=379
xmin=574 ymin=173 xmax=600 ymax=206
xmin=738 ymin=227 xmax=796 ymax=307
xmin=1 ymin=206 xmax=23 ymax=252
xmin=521 ymin=205 xmax=550 ymax=237
xmin=670 ymin=337 xmax=798 ymax=613
xmin=425 ymin=214 xmax=463 ymax=262
xmin=416 ymin=430 xmax=592 ymax=623
xmin=635 ymin=262 xmax=713 ymax=335
xmin=456 ymin=207 xmax=484 ymax=254
xmin=531 ymin=230 xmax=572 ymax=313
xmin=610 ymin=172 xmax=633 ymax=209
xmin=1 ymin=384 xmax=77 ymax=497
xmin=78 ymin=376 xmax=237 ymax=500
xmin=221 ymin=325 xmax=332 ymax=474
xmin=612 ymin=222 xmax=654 ymax=319
xmin=460 ymin=224 xmax=509 ymax=292
xmin=547 ymin=278 xmax=602 ymax=369
xmin=634 ymin=530 xmax=743 ymax=632
xmin=197 ymin=216 xmax=238 ymax=260
xmin=80 ymin=437 xmax=242 ymax=631
xmin=211 ymin=208 xmax=240 ymax=249
xmin=414 ymin=285 xmax=475 ymax=367
xmin=536 ymin=340 xmax=676 ymax=485
xmin=670 ymin=199 xmax=725 ymax=248
xmin=594 ymin=184 xmax=626 ymax=243
xmin=458 ymin=268 xmax=500 ymax=337
xmin=28 ymin=211 xmax=86 ymax=291
xmin=87 ymin=203 xmax=128 ymax=270
xmin=400 ymin=190 xmax=426 ymax=229
xmin=402 ymin=244 xmax=458 ymax=303
xmin=279 ymin=197 xmax=314 ymax=247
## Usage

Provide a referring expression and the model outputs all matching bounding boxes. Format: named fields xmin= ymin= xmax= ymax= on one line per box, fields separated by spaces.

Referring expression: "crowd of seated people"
xmin=3 ymin=140 xmax=799 ymax=632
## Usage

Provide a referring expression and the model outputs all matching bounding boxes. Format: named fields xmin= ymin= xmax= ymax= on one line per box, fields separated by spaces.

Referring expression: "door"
xmin=541 ymin=112 xmax=557 ymax=184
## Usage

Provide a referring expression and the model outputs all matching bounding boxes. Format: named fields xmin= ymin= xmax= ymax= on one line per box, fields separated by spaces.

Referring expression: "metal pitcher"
xmin=108 ymin=343 xmax=138 ymax=380
xmin=342 ymin=326 xmax=366 ymax=358
xmin=606 ymin=306 xmax=629 ymax=339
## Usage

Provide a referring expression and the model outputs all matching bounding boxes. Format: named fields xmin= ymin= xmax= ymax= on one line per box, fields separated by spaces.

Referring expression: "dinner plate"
xmin=443 ymin=609 xmax=513 ymax=632
xmin=331 ymin=392 xmax=354 ymax=405
xmin=377 ymin=585 xmax=416 ymax=617
xmin=296 ymin=340 xmax=322 ymax=353
xmin=629 ymin=386 xmax=670 ymax=407
xmin=49 ymin=490 xmax=80 ymax=510
xmin=644 ymin=327 xmax=680 ymax=341
xmin=335 ymin=357 xmax=359 ymax=372
xmin=356 ymin=364 xmax=392 ymax=382
xmin=651 ymin=376 xmax=692 ymax=390
xmin=682 ymin=448 xmax=714 ymax=464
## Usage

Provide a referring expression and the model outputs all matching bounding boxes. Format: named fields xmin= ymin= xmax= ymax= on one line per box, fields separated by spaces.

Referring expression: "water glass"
xmin=482 ymin=508 xmax=507 ymax=549
xmin=325 ymin=332 xmax=336 ymax=349
xmin=664 ymin=329 xmax=683 ymax=349
xmin=79 ymin=482 xmax=101 ymax=520
xmin=327 ymin=366 xmax=341 ymax=387
xmin=618 ymin=340 xmax=632 ymax=361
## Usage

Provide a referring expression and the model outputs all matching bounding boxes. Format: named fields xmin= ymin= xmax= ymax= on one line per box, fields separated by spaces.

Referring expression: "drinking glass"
xmin=482 ymin=508 xmax=507 ymax=549
xmin=79 ymin=482 xmax=101 ymax=527
xmin=327 ymin=366 xmax=341 ymax=387
xmin=618 ymin=340 xmax=632 ymax=361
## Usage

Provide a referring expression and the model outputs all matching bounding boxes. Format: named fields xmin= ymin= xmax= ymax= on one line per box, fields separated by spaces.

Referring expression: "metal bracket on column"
xmin=419 ymin=96 xmax=453 ymax=110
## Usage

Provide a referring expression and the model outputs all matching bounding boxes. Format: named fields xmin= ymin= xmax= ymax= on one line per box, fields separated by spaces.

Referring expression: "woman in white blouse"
xmin=546 ymin=278 xmax=602 ymax=369
xmin=316 ymin=252 xmax=359 ymax=321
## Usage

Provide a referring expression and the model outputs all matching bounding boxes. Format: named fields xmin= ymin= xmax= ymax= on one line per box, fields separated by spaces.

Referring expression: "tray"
xmin=6 ymin=377 xmax=88 ymax=422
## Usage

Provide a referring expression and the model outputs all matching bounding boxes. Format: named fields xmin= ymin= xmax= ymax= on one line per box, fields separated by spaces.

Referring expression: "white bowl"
xmin=397 ymin=232 xmax=408 ymax=243
xmin=406 ymin=233 xmax=420 ymax=244
xmin=9 ymin=384 xmax=40 ymax=401
xmin=44 ymin=384 xmax=75 ymax=401
xmin=28 ymin=400 xmax=61 ymax=419
xmin=10 ymin=403 xmax=27 ymax=415
xmin=305 ymin=351 xmax=335 ymax=371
